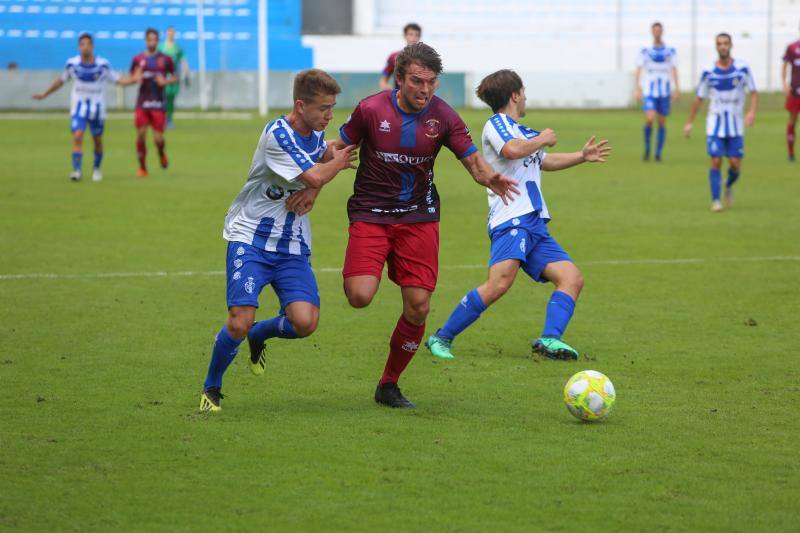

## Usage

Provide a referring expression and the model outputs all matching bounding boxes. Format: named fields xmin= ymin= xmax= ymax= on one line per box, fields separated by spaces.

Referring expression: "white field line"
xmin=0 ymin=255 xmax=798 ymax=282
xmin=0 ymin=111 xmax=253 ymax=120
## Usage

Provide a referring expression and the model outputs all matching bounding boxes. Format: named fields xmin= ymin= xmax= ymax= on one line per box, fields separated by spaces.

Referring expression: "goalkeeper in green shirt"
xmin=157 ymin=26 xmax=190 ymax=128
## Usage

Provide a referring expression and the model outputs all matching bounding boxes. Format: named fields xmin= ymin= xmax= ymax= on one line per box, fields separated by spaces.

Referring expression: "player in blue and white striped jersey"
xmin=425 ymin=70 xmax=611 ymax=362
xmin=634 ymin=22 xmax=680 ymax=162
xmin=200 ymin=69 xmax=358 ymax=412
xmin=684 ymin=33 xmax=758 ymax=212
xmin=32 ymin=33 xmax=140 ymax=182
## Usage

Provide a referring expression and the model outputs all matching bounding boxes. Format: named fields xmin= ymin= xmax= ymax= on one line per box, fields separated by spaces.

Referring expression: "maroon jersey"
xmin=339 ymin=90 xmax=477 ymax=224
xmin=130 ymin=52 xmax=175 ymax=110
xmin=784 ymin=41 xmax=800 ymax=97
xmin=382 ymin=51 xmax=400 ymax=78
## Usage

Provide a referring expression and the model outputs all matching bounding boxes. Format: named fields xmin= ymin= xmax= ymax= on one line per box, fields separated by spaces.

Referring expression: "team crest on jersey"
xmin=266 ymin=185 xmax=285 ymax=200
xmin=379 ymin=120 xmax=391 ymax=133
xmin=244 ymin=276 xmax=255 ymax=294
xmin=424 ymin=119 xmax=440 ymax=138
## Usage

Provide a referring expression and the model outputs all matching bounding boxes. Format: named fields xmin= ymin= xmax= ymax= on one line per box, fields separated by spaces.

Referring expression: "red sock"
xmin=136 ymin=138 xmax=147 ymax=170
xmin=380 ymin=315 xmax=425 ymax=385
xmin=155 ymin=138 xmax=165 ymax=157
xmin=788 ymin=124 xmax=796 ymax=157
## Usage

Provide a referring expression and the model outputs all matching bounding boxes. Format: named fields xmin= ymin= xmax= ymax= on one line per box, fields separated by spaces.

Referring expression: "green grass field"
xmin=2 ymin=96 xmax=799 ymax=531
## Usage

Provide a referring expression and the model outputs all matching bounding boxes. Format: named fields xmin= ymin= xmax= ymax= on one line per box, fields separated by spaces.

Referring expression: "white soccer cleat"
xmin=92 ymin=169 xmax=103 ymax=182
xmin=724 ymin=187 xmax=733 ymax=208
xmin=711 ymin=200 xmax=723 ymax=212
xmin=69 ymin=170 xmax=82 ymax=182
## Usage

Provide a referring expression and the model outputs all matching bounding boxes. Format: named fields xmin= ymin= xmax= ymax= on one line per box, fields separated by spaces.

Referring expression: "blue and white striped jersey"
xmin=482 ymin=113 xmax=549 ymax=230
xmin=637 ymin=45 xmax=678 ymax=98
xmin=60 ymin=55 xmax=119 ymax=120
xmin=223 ymin=117 xmax=327 ymax=255
xmin=696 ymin=59 xmax=757 ymax=138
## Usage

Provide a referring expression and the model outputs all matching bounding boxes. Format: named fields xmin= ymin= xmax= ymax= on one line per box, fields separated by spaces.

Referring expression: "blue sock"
xmin=726 ymin=168 xmax=740 ymax=188
xmin=94 ymin=151 xmax=103 ymax=170
xmin=541 ymin=291 xmax=576 ymax=339
xmin=437 ymin=288 xmax=487 ymax=341
xmin=71 ymin=151 xmax=82 ymax=172
xmin=644 ymin=125 xmax=652 ymax=155
xmin=203 ymin=326 xmax=242 ymax=390
xmin=248 ymin=315 xmax=300 ymax=343
xmin=709 ymin=168 xmax=722 ymax=201
xmin=656 ymin=126 xmax=666 ymax=157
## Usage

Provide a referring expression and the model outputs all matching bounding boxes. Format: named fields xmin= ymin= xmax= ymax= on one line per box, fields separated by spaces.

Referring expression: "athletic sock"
xmin=155 ymin=138 xmax=166 ymax=158
xmin=93 ymin=151 xmax=103 ymax=170
xmin=709 ymin=168 xmax=722 ymax=201
xmin=437 ymin=288 xmax=487 ymax=341
xmin=203 ymin=326 xmax=242 ymax=390
xmin=71 ymin=151 xmax=82 ymax=172
xmin=136 ymin=138 xmax=147 ymax=170
xmin=380 ymin=315 xmax=425 ymax=385
xmin=249 ymin=315 xmax=300 ymax=343
xmin=644 ymin=124 xmax=653 ymax=155
xmin=788 ymin=124 xmax=796 ymax=158
xmin=656 ymin=126 xmax=666 ymax=158
xmin=166 ymin=94 xmax=175 ymax=122
xmin=726 ymin=168 xmax=740 ymax=188
xmin=541 ymin=290 xmax=576 ymax=339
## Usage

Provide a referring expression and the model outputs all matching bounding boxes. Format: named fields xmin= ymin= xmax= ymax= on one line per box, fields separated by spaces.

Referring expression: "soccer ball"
xmin=563 ymin=370 xmax=616 ymax=421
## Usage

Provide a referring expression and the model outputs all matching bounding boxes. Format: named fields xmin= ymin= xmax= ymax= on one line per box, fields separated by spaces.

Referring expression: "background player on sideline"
xmin=634 ymin=22 xmax=679 ymax=162
xmin=157 ymin=26 xmax=190 ymax=129
xmin=200 ymin=70 xmax=357 ymax=412
xmin=425 ymin=69 xmax=610 ymax=362
xmin=782 ymin=25 xmax=800 ymax=162
xmin=378 ymin=23 xmax=422 ymax=91
xmin=32 ymin=33 xmax=140 ymax=182
xmin=131 ymin=28 xmax=178 ymax=177
xmin=684 ymin=33 xmax=758 ymax=212
xmin=337 ymin=43 xmax=519 ymax=409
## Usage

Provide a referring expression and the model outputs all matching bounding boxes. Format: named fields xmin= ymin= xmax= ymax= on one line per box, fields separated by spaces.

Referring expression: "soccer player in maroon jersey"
xmin=378 ymin=23 xmax=422 ymax=91
xmin=337 ymin=43 xmax=519 ymax=408
xmin=782 ymin=25 xmax=800 ymax=162
xmin=130 ymin=28 xmax=178 ymax=177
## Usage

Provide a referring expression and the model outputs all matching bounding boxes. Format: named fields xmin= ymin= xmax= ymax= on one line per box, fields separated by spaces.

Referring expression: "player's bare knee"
xmin=404 ymin=300 xmax=430 ymax=323
xmin=292 ymin=316 xmax=318 ymax=338
xmin=346 ymin=290 xmax=373 ymax=308
xmin=710 ymin=157 xmax=722 ymax=170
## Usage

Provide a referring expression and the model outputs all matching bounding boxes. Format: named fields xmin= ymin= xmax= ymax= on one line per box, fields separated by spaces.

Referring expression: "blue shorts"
xmin=643 ymin=96 xmax=671 ymax=116
xmin=70 ymin=113 xmax=104 ymax=136
xmin=488 ymin=214 xmax=571 ymax=283
xmin=225 ymin=241 xmax=320 ymax=310
xmin=706 ymin=136 xmax=744 ymax=158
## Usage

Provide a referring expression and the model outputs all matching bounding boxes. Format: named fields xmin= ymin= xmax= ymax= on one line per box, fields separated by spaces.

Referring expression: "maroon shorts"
xmin=343 ymin=221 xmax=439 ymax=292
xmin=135 ymin=108 xmax=166 ymax=132
xmin=786 ymin=94 xmax=800 ymax=114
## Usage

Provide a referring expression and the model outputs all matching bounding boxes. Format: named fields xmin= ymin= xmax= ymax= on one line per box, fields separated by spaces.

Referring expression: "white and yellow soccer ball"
xmin=563 ymin=370 xmax=616 ymax=421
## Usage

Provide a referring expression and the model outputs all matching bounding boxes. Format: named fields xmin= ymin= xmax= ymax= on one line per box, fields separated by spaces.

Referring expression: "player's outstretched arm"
xmin=116 ymin=66 xmax=143 ymax=87
xmin=683 ymin=96 xmax=704 ymax=138
xmin=541 ymin=136 xmax=611 ymax=171
xmin=460 ymin=152 xmax=519 ymax=205
xmin=32 ymin=78 xmax=64 ymax=100
xmin=501 ymin=128 xmax=557 ymax=160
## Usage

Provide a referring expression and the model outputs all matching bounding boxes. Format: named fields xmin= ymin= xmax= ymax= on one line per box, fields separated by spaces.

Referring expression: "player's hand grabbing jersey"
xmin=482 ymin=113 xmax=549 ymax=229
xmin=339 ymin=90 xmax=477 ymax=224
xmin=224 ymin=117 xmax=326 ymax=255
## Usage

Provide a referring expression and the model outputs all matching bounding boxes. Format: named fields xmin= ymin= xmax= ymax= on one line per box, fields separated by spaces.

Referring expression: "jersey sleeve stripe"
xmin=339 ymin=125 xmax=353 ymax=145
xmin=273 ymin=125 xmax=314 ymax=172
xmin=489 ymin=114 xmax=514 ymax=142
xmin=459 ymin=144 xmax=478 ymax=159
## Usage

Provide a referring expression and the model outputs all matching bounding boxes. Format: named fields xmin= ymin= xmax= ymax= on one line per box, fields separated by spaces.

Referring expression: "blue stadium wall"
xmin=0 ymin=0 xmax=312 ymax=71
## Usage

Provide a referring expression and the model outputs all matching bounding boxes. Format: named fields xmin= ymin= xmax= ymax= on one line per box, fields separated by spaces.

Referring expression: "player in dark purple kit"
xmin=335 ymin=42 xmax=518 ymax=408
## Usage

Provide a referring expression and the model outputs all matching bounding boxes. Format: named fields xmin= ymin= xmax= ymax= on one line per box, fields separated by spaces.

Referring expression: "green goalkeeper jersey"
xmin=157 ymin=41 xmax=184 ymax=95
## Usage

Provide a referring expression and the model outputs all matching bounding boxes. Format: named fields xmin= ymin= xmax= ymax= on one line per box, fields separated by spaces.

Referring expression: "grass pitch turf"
xmin=1 ymin=97 xmax=799 ymax=530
